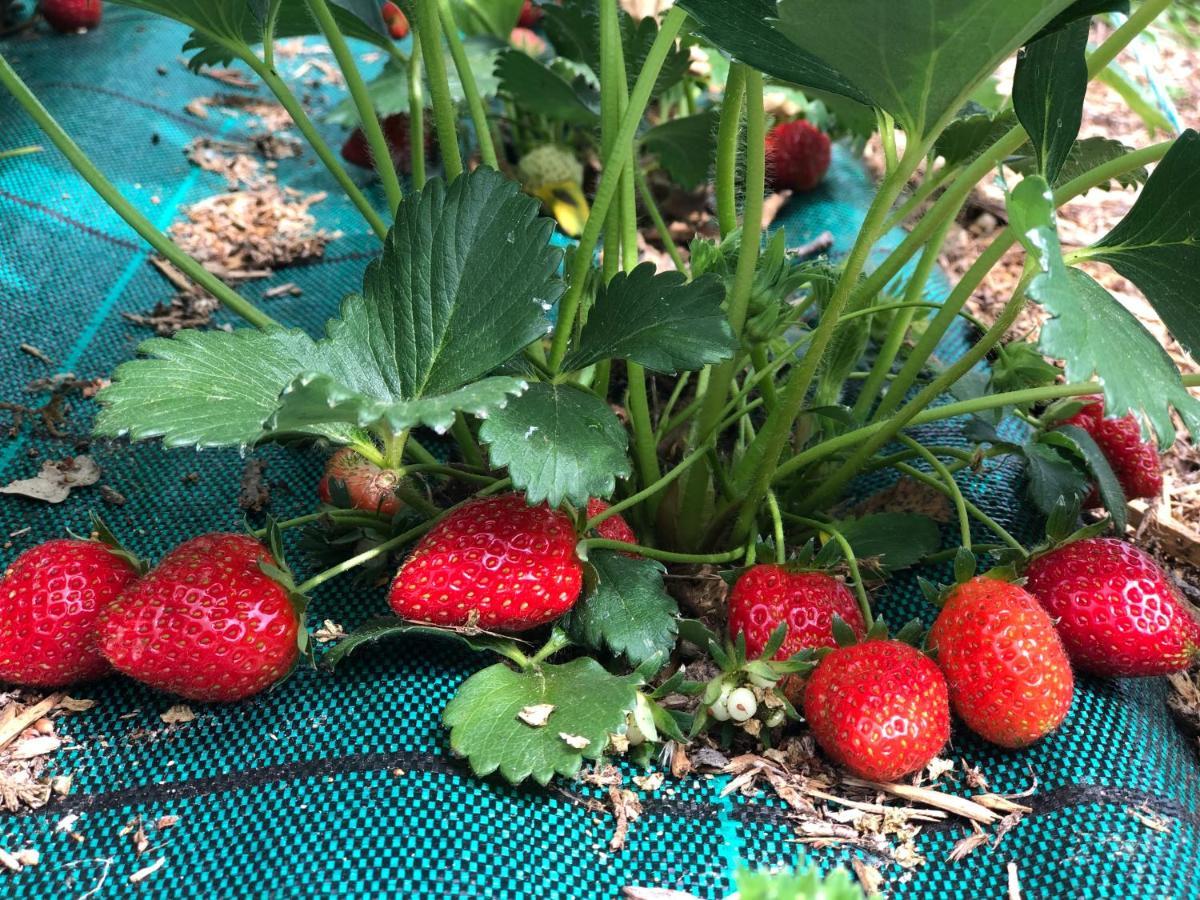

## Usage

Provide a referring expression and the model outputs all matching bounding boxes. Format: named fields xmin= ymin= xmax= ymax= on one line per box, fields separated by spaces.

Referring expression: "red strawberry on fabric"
xmin=766 ymin=120 xmax=831 ymax=192
xmin=928 ymin=577 xmax=1073 ymax=748
xmin=1024 ymin=537 xmax=1200 ymax=677
xmin=319 ymin=447 xmax=403 ymax=518
xmin=390 ymin=493 xmax=582 ymax=631
xmin=586 ymin=498 xmax=637 ymax=547
xmin=728 ymin=564 xmax=865 ymax=660
xmin=517 ymin=0 xmax=543 ymax=28
xmin=341 ymin=114 xmax=432 ymax=174
xmin=803 ymin=639 xmax=949 ymax=782
xmin=40 ymin=0 xmax=101 ymax=31
xmin=1058 ymin=396 xmax=1162 ymax=505
xmin=0 ymin=539 xmax=139 ymax=687
xmin=98 ymin=534 xmax=300 ymax=702
xmin=381 ymin=1 xmax=409 ymax=39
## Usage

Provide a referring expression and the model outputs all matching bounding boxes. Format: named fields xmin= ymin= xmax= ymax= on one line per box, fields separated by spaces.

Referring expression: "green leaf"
xmin=1013 ymin=18 xmax=1088 ymax=184
xmin=448 ymin=0 xmax=522 ymax=38
xmin=992 ymin=342 xmax=1062 ymax=395
xmin=1022 ymin=439 xmax=1090 ymax=517
xmin=1090 ymin=130 xmax=1200 ymax=364
xmin=443 ymin=657 xmax=637 ymax=785
xmin=1034 ymin=0 xmax=1129 ymax=40
xmin=271 ymin=372 xmax=529 ymax=436
xmin=496 ymin=50 xmax=599 ymax=126
xmin=734 ymin=863 xmax=866 ymax=900
xmin=328 ymin=39 xmax=504 ymax=126
xmin=110 ymin=0 xmax=389 ymax=70
xmin=478 ymin=382 xmax=630 ymax=507
xmin=1011 ymin=166 xmax=1200 ymax=445
xmin=773 ymin=0 xmax=1076 ymax=137
xmin=676 ymin=0 xmax=870 ymax=105
xmin=1007 ymin=136 xmax=1149 ymax=192
xmin=935 ymin=110 xmax=1019 ymax=168
xmin=323 ymin=617 xmax=525 ymax=667
xmin=564 ymin=264 xmax=735 ymax=373
xmin=1041 ymin=270 xmax=1200 ymax=445
xmin=1045 ymin=426 xmax=1128 ymax=532
xmin=641 ymin=109 xmax=719 ymax=191
xmin=563 ymin=551 xmax=678 ymax=666
xmin=824 ymin=513 xmax=943 ymax=572
xmin=94 ymin=328 xmax=341 ymax=448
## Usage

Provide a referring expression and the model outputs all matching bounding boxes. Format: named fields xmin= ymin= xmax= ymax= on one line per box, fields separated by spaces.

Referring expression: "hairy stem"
xmin=439 ymin=0 xmax=499 ymax=170
xmin=899 ymin=436 xmax=971 ymax=551
xmin=408 ymin=38 xmax=428 ymax=189
xmin=578 ymin=539 xmax=745 ymax=565
xmin=714 ymin=66 xmax=746 ymax=238
xmin=414 ymin=0 xmax=464 ymax=179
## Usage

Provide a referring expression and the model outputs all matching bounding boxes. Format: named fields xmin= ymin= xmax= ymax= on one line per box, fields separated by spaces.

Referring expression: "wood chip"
xmin=0 ymin=694 xmax=62 ymax=750
xmin=841 ymin=776 xmax=1000 ymax=824
xmin=12 ymin=736 xmax=61 ymax=759
xmin=160 ymin=705 xmax=195 ymax=725
xmin=313 ymin=620 xmax=345 ymax=643
xmin=559 ymin=732 xmax=590 ymax=749
xmin=129 ymin=857 xmax=166 ymax=884
xmin=947 ymin=822 xmax=990 ymax=861
xmin=851 ymin=858 xmax=883 ymax=895
xmin=518 ymin=704 xmax=555 ymax=727
xmin=0 ymin=456 xmax=100 ymax=504
xmin=632 ymin=772 xmax=664 ymax=792
xmin=17 ymin=343 xmax=52 ymax=365
xmin=1127 ymin=805 xmax=1172 ymax=833
xmin=608 ymin=786 xmax=642 ymax=851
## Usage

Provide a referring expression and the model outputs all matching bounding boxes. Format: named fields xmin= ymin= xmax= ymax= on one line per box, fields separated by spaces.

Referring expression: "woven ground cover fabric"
xmin=2 ymin=11 xmax=1199 ymax=898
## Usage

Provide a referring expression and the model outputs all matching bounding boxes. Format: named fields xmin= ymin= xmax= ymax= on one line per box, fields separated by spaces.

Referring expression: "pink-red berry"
xmin=766 ymin=120 xmax=831 ymax=192
xmin=728 ymin=564 xmax=865 ymax=660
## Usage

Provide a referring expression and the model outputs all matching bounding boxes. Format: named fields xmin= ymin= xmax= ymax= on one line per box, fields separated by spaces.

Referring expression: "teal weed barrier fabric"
xmin=2 ymin=11 xmax=1200 ymax=898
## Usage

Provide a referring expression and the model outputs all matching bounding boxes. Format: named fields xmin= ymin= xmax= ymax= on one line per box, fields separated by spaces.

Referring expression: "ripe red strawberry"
xmin=586 ymin=498 xmax=637 ymax=547
xmin=0 ymin=539 xmax=139 ymax=687
xmin=928 ymin=577 xmax=1073 ymax=748
xmin=1024 ymin=538 xmax=1200 ymax=677
xmin=1058 ymin=396 xmax=1162 ymax=505
xmin=319 ymin=448 xmax=403 ymax=518
xmin=728 ymin=565 xmax=865 ymax=660
xmin=40 ymin=0 xmax=101 ymax=31
xmin=381 ymin=1 xmax=409 ymax=39
xmin=766 ymin=120 xmax=831 ymax=192
xmin=341 ymin=114 xmax=432 ymax=174
xmin=98 ymin=534 xmax=300 ymax=702
xmin=517 ymin=0 xmax=543 ymax=28
xmin=390 ymin=493 xmax=582 ymax=631
xmin=803 ymin=639 xmax=949 ymax=782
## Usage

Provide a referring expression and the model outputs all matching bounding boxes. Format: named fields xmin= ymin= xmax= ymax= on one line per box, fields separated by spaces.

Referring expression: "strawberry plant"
xmin=3 ymin=0 xmax=1200 ymax=789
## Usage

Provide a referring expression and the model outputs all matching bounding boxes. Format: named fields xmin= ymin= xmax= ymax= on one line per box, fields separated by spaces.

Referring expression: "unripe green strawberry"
xmin=1024 ymin=538 xmax=1200 ymax=677
xmin=98 ymin=534 xmax=300 ymax=702
xmin=803 ymin=639 xmax=949 ymax=782
xmin=0 ymin=539 xmax=139 ymax=687
xmin=390 ymin=493 xmax=583 ymax=631
xmin=517 ymin=144 xmax=584 ymax=190
xmin=928 ymin=577 xmax=1074 ymax=748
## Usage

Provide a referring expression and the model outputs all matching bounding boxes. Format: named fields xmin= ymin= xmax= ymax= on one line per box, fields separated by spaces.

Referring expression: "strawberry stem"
xmin=577 ymin=539 xmax=744 ymax=565
xmin=437 ymin=0 xmax=499 ymax=171
xmin=899 ymin=436 xmax=972 ymax=552
xmin=414 ymin=0 xmax=464 ymax=180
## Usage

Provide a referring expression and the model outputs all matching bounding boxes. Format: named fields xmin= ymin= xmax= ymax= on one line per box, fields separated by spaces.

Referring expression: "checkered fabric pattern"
xmin=1 ymin=9 xmax=1198 ymax=898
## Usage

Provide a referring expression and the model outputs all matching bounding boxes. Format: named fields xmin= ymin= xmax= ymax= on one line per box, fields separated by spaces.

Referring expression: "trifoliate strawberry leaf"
xmin=443 ymin=657 xmax=637 ymax=785
xmin=109 ymin=0 xmax=389 ymax=70
xmin=822 ymin=513 xmax=942 ymax=572
xmin=94 ymin=329 xmax=351 ymax=449
xmin=564 ymin=264 xmax=735 ymax=373
xmin=1012 ymin=17 xmax=1087 ymax=184
xmin=1090 ymin=130 xmax=1200 ymax=367
xmin=323 ymin=617 xmax=527 ymax=668
xmin=563 ymin=551 xmax=679 ymax=666
xmin=773 ymin=0 xmax=1074 ymax=137
xmin=270 ymin=372 xmax=529 ymax=436
xmin=496 ymin=50 xmax=599 ymax=126
xmin=641 ymin=109 xmax=719 ymax=191
xmin=1008 ymin=172 xmax=1200 ymax=445
xmin=477 ymin=382 xmax=630 ymax=507
xmin=935 ymin=110 xmax=1018 ymax=168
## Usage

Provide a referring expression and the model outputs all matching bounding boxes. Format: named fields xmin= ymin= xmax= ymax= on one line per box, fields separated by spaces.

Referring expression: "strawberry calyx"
xmin=67 ymin=512 xmax=147 ymax=574
xmin=252 ymin=517 xmax=313 ymax=663
xmin=916 ymin=547 xmax=1023 ymax=608
xmin=1021 ymin=495 xmax=1115 ymax=568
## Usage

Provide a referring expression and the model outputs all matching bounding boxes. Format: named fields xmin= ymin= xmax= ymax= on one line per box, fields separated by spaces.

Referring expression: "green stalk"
xmin=296 ymin=520 xmax=432 ymax=593
xmin=881 ymin=163 xmax=954 ymax=233
xmin=0 ymin=144 xmax=41 ymax=161
xmin=451 ymin=413 xmax=486 ymax=468
xmin=714 ymin=66 xmax=746 ymax=238
xmin=307 ymin=0 xmax=404 ymax=214
xmin=577 ymin=538 xmax=745 ymax=565
xmin=599 ymin=0 xmax=625 ymax=283
xmin=439 ymin=0 xmax=499 ymax=170
xmin=854 ymin=208 xmax=962 ymax=420
xmin=586 ymin=439 xmax=715 ymax=531
xmin=255 ymin=509 xmax=391 ymax=536
xmin=547 ymin=6 xmax=689 ymax=372
xmin=408 ymin=39 xmax=427 ymax=190
xmin=0 ymin=54 xmax=278 ymax=330
xmin=800 ymin=276 xmax=1033 ymax=513
xmin=899 ymin=436 xmax=971 ymax=551
xmin=239 ymin=52 xmax=389 ymax=240
xmin=765 ymin=491 xmax=785 ymax=564
xmin=892 ymin=463 xmax=1025 ymax=555
xmin=415 ymin=0 xmax=464 ymax=179
xmin=730 ymin=138 xmax=928 ymax=541
xmin=636 ymin=168 xmax=688 ymax=273
xmin=676 ymin=67 xmax=766 ymax=541
xmin=786 ymin=514 xmax=872 ymax=628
